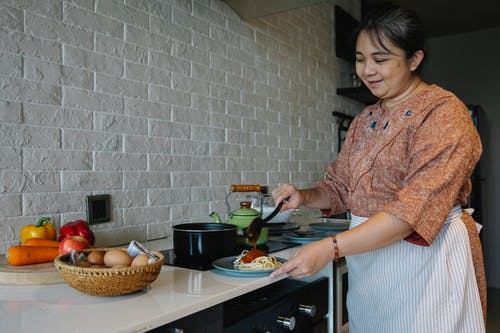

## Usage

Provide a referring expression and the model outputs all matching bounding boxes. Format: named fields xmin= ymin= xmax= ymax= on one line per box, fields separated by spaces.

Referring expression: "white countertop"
xmin=0 ymin=237 xmax=334 ymax=333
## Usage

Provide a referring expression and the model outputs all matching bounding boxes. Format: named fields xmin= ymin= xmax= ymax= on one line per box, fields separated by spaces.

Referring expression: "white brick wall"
xmin=0 ymin=0 xmax=362 ymax=252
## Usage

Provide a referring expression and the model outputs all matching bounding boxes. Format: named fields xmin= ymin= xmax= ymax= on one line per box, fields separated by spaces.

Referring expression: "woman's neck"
xmin=382 ymin=77 xmax=427 ymax=109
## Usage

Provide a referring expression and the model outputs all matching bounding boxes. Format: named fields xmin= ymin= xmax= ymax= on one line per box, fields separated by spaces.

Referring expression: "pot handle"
xmin=230 ymin=184 xmax=261 ymax=192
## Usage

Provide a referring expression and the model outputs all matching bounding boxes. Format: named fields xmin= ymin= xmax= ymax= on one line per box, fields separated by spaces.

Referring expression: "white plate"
xmin=267 ymin=223 xmax=300 ymax=234
xmin=315 ymin=218 xmax=350 ymax=225
xmin=282 ymin=232 xmax=325 ymax=245
xmin=261 ymin=207 xmax=292 ymax=224
xmin=309 ymin=220 xmax=350 ymax=232
xmin=212 ymin=256 xmax=286 ymax=277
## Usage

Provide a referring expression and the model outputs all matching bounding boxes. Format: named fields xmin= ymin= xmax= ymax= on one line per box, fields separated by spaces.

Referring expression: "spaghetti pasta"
xmin=233 ymin=249 xmax=282 ymax=271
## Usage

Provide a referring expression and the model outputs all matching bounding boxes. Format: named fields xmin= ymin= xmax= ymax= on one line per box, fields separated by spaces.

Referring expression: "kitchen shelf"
xmin=336 ymin=85 xmax=378 ymax=105
xmin=332 ymin=111 xmax=354 ymax=152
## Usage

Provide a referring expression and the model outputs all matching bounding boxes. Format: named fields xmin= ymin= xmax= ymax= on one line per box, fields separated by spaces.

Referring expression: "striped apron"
xmin=346 ymin=206 xmax=485 ymax=333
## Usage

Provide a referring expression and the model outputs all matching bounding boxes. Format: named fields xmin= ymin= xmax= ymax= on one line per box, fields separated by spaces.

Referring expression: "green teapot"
xmin=210 ymin=201 xmax=269 ymax=246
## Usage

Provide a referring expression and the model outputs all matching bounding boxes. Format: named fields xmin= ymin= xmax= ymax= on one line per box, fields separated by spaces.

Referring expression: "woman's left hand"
xmin=270 ymin=237 xmax=334 ymax=279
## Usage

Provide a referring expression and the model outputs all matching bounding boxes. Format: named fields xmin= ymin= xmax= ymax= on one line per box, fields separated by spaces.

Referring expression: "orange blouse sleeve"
xmin=315 ymin=115 xmax=361 ymax=216
xmin=382 ymin=99 xmax=481 ymax=245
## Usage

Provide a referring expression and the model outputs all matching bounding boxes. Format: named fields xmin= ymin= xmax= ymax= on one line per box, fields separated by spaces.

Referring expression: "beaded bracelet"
xmin=330 ymin=234 xmax=339 ymax=263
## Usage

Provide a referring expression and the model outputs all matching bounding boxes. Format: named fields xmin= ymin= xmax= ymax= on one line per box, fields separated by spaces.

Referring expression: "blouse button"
xmin=405 ymin=110 xmax=413 ymax=116
xmin=369 ymin=121 xmax=377 ymax=128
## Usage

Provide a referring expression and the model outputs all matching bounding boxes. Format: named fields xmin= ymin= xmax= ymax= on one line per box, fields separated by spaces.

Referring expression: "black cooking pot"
xmin=172 ymin=223 xmax=237 ymax=262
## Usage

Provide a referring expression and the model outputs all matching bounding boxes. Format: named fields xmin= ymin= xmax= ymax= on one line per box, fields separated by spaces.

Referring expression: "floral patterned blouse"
xmin=317 ymin=84 xmax=486 ymax=316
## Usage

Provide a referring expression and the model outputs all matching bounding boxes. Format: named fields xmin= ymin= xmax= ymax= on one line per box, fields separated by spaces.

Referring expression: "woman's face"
xmin=355 ymin=30 xmax=422 ymax=103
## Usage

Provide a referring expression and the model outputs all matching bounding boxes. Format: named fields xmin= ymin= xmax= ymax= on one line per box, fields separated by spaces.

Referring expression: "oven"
xmin=153 ymin=277 xmax=328 ymax=333
xmin=224 ymin=277 xmax=329 ymax=333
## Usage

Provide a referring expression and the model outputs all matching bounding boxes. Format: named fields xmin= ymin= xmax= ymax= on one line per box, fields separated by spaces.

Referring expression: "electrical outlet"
xmin=87 ymin=194 xmax=111 ymax=224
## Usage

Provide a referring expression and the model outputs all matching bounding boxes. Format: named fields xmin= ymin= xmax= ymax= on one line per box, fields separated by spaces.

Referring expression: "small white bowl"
xmin=261 ymin=206 xmax=292 ymax=224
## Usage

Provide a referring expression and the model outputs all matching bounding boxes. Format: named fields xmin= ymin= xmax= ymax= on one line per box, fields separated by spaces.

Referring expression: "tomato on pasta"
xmin=233 ymin=249 xmax=282 ymax=271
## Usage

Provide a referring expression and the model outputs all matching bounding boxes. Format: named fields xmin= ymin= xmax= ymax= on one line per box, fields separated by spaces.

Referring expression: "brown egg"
xmin=131 ymin=254 xmax=150 ymax=267
xmin=103 ymin=249 xmax=132 ymax=267
xmin=86 ymin=251 xmax=105 ymax=265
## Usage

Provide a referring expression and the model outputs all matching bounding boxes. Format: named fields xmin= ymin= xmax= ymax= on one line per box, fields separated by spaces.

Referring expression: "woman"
xmin=271 ymin=6 xmax=486 ymax=332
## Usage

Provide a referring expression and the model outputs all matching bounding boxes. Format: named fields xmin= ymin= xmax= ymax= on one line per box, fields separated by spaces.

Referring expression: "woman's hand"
xmin=270 ymin=237 xmax=334 ymax=279
xmin=272 ymin=184 xmax=305 ymax=212
xmin=272 ymin=184 xmax=331 ymax=211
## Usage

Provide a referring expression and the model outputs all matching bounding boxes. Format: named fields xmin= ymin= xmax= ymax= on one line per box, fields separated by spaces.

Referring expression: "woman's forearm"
xmin=337 ymin=211 xmax=415 ymax=257
xmin=270 ymin=211 xmax=416 ymax=279
xmin=288 ymin=188 xmax=414 ymax=256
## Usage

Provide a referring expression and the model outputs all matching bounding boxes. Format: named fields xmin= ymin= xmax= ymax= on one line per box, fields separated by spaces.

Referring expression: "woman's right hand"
xmin=272 ymin=184 xmax=305 ymax=212
xmin=270 ymin=237 xmax=334 ymax=279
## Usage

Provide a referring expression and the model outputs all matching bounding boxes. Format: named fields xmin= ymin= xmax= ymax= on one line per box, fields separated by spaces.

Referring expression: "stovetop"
xmin=160 ymin=239 xmax=299 ymax=271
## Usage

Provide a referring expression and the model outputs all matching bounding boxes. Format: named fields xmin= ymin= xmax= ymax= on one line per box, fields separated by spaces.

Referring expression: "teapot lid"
xmin=232 ymin=201 xmax=259 ymax=217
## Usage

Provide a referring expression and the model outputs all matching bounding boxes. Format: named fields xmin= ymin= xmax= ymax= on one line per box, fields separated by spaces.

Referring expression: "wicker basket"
xmin=54 ymin=248 xmax=164 ymax=296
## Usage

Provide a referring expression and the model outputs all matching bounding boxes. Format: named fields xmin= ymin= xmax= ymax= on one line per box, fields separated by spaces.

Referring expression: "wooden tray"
xmin=0 ymin=254 xmax=63 ymax=285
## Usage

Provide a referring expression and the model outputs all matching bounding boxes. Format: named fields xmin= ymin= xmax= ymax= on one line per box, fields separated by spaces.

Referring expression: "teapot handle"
xmin=226 ymin=184 xmax=263 ymax=216
xmin=230 ymin=184 xmax=261 ymax=192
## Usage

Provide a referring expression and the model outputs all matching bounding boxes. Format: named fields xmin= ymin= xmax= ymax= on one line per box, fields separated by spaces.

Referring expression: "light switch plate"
xmin=87 ymin=194 xmax=111 ymax=224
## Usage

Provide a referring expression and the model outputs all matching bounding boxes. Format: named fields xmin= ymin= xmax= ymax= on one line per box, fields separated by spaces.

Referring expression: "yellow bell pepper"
xmin=20 ymin=217 xmax=57 ymax=244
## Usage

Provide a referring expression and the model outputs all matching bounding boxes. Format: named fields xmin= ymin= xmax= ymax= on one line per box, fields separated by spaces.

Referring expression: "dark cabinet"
xmin=224 ymin=278 xmax=329 ymax=333
xmin=149 ymin=278 xmax=329 ymax=333
xmin=336 ymin=85 xmax=377 ymax=105
xmin=149 ymin=305 xmax=223 ymax=333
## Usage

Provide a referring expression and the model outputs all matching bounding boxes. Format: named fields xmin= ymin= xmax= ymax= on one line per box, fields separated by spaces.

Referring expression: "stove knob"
xmin=298 ymin=304 xmax=317 ymax=317
xmin=276 ymin=315 xmax=296 ymax=331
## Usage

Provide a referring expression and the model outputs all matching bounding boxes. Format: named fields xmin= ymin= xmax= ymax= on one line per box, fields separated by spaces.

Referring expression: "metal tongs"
xmin=246 ymin=198 xmax=289 ymax=246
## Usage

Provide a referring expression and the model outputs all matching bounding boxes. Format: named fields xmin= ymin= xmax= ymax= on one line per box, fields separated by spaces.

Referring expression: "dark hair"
xmin=354 ymin=5 xmax=426 ymax=72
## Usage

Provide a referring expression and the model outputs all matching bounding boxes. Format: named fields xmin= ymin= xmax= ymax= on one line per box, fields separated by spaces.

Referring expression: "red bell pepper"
xmin=59 ymin=220 xmax=95 ymax=245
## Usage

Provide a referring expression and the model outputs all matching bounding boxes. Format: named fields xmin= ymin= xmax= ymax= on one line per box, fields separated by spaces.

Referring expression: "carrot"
xmin=23 ymin=238 xmax=60 ymax=248
xmin=6 ymin=246 xmax=59 ymax=266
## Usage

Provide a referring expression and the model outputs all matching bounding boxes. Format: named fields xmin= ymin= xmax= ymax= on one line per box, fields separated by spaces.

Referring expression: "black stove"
xmin=160 ymin=239 xmax=299 ymax=271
